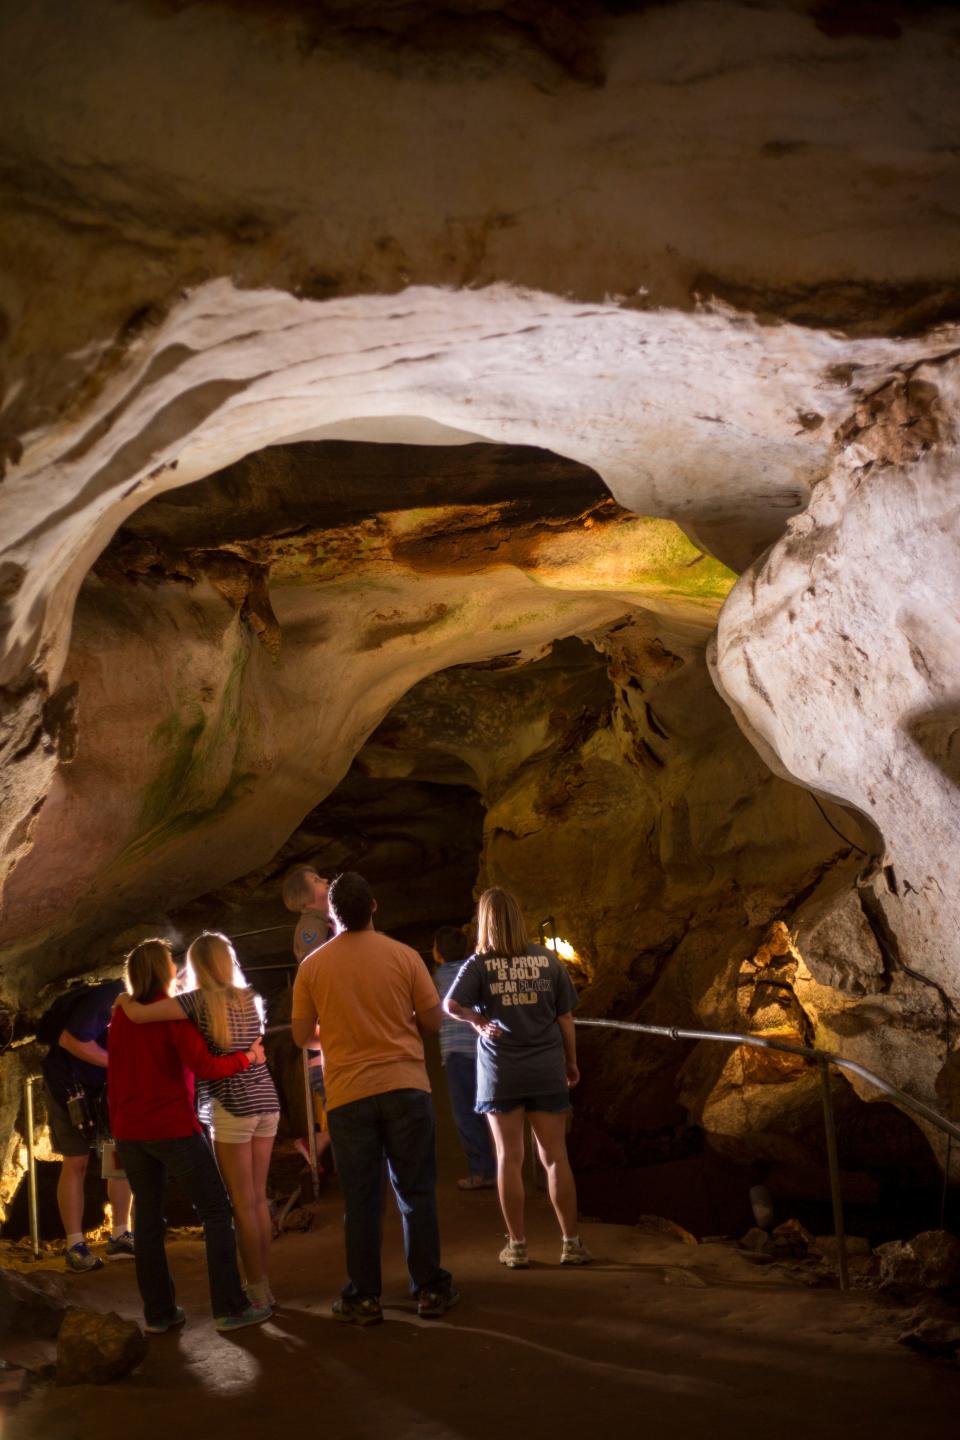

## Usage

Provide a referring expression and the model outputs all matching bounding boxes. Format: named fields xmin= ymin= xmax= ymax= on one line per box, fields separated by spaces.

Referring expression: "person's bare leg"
xmin=57 ymin=1155 xmax=89 ymax=1237
xmin=485 ymin=1111 xmax=526 ymax=1242
xmin=214 ymin=1140 xmax=263 ymax=1285
xmin=250 ymin=1136 xmax=275 ymax=1284
xmin=529 ymin=1111 xmax=578 ymax=1237
xmin=107 ymin=1177 xmax=132 ymax=1231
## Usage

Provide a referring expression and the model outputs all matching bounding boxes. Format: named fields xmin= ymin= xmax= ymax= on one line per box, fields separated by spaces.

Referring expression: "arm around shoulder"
xmin=171 ymin=1020 xmax=254 ymax=1079
xmin=115 ymin=994 xmax=186 ymax=1025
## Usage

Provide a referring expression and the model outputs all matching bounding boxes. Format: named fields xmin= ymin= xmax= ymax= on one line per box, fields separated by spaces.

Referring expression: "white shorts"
xmin=208 ymin=1100 xmax=279 ymax=1144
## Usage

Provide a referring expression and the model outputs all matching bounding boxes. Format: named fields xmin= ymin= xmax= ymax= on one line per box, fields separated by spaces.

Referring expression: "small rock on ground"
xmin=635 ymin=1215 xmax=698 ymax=1245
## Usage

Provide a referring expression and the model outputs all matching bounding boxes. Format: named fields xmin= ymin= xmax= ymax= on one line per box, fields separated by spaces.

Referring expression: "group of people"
xmin=40 ymin=869 xmax=590 ymax=1335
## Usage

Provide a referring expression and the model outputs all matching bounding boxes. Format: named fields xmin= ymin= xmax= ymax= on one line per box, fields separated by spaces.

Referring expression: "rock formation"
xmin=0 ymin=0 xmax=958 ymax=1217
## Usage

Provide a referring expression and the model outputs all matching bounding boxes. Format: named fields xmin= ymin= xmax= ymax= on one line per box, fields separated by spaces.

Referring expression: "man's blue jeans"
xmin=116 ymin=1133 xmax=247 ymax=1326
xmin=327 ymin=1088 xmax=451 ymax=1301
xmin=444 ymin=1053 xmax=495 ymax=1178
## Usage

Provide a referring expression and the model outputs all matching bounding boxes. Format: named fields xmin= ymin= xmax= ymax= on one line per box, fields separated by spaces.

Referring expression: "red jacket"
xmin=108 ymin=997 xmax=249 ymax=1140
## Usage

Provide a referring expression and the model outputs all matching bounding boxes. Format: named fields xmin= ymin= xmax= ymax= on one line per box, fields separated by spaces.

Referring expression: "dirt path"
xmin=6 ymin=1175 xmax=959 ymax=1440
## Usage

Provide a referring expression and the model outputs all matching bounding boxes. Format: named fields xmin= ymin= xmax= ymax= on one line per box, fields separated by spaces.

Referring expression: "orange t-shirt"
xmin=291 ymin=929 xmax=439 ymax=1112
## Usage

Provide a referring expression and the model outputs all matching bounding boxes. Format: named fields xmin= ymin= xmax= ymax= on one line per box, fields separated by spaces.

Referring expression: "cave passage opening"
xmin=1 ymin=431 xmax=951 ymax=1246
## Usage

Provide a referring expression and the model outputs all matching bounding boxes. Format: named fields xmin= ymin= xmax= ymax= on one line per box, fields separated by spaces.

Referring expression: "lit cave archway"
xmin=1 ymin=423 xmax=948 ymax=1240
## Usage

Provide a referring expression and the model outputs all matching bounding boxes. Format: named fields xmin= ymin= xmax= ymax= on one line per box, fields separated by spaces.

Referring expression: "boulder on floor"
xmin=0 ymin=1268 xmax=68 ymax=1339
xmin=771 ymin=1218 xmax=813 ymax=1259
xmin=738 ymin=1226 xmax=775 ymax=1256
xmin=899 ymin=1316 xmax=960 ymax=1360
xmin=876 ymin=1231 xmax=960 ymax=1292
xmin=55 ymin=1308 xmax=147 ymax=1386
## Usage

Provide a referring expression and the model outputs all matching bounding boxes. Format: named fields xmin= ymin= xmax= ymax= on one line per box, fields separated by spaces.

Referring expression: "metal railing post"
xmin=817 ymin=1058 xmax=848 ymax=1291
xmin=301 ymin=1049 xmax=320 ymax=1201
xmin=24 ymin=1076 xmax=40 ymax=1260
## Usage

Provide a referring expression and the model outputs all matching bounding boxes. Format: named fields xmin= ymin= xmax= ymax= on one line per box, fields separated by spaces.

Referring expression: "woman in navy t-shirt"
xmin=444 ymin=887 xmax=592 ymax=1270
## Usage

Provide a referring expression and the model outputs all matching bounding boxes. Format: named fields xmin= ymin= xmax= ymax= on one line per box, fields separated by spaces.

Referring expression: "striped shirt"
xmin=176 ymin=989 xmax=279 ymax=1120
xmin=434 ymin=960 xmax=480 ymax=1062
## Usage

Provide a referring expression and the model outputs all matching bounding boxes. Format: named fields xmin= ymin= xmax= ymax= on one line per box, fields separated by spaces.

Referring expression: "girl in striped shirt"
xmin=115 ymin=931 xmax=280 ymax=1307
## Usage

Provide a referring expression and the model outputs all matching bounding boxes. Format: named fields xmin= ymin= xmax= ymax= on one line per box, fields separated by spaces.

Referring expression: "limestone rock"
xmin=635 ymin=1215 xmax=698 ymax=1246
xmin=897 ymin=1298 xmax=960 ymax=1359
xmin=875 ymin=1231 xmax=960 ymax=1293
xmin=771 ymin=1218 xmax=813 ymax=1259
xmin=935 ymin=1050 xmax=960 ymax=1122
xmin=797 ymin=891 xmax=886 ymax=998
xmin=712 ymin=381 xmax=960 ymax=1159
xmin=812 ymin=1235 xmax=872 ymax=1259
xmin=0 ymin=1268 xmax=68 ymax=1339
xmin=738 ymin=1227 xmax=775 ymax=1257
xmin=55 ymin=1308 xmax=147 ymax=1387
xmin=898 ymin=1317 xmax=960 ymax=1361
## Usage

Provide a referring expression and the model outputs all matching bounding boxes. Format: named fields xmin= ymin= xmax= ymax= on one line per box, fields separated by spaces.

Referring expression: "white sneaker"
xmin=498 ymin=1238 xmax=529 ymax=1269
xmin=560 ymin=1237 xmax=592 ymax=1266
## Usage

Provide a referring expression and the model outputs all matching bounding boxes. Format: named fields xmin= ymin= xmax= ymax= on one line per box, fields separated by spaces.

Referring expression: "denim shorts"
xmin=476 ymin=1091 xmax=571 ymax=1115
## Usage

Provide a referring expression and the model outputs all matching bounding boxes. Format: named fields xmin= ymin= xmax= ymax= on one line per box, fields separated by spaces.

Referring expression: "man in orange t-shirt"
xmin=292 ymin=870 xmax=457 ymax=1326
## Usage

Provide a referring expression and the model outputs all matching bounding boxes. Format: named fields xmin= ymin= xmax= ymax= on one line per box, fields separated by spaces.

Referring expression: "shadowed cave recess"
xmin=1 ymin=436 xmax=950 ymax=1243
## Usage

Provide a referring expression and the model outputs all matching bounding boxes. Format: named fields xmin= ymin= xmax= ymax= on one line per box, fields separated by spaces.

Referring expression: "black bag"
xmin=38 ymin=983 xmax=112 ymax=1135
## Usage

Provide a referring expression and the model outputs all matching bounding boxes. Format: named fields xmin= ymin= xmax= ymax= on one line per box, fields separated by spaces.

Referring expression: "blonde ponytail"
xmin=184 ymin=931 xmax=252 ymax=1049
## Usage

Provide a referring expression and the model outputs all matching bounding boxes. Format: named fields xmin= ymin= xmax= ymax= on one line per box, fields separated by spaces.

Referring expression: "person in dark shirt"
xmin=444 ymin=886 xmax=591 ymax=1270
xmin=41 ymin=978 xmax=134 ymax=1273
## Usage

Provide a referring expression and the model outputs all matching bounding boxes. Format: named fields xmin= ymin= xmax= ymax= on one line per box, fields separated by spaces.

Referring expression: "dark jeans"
xmin=116 ymin=1133 xmax=247 ymax=1326
xmin=444 ymin=1053 xmax=495 ymax=1178
xmin=327 ymin=1088 xmax=451 ymax=1302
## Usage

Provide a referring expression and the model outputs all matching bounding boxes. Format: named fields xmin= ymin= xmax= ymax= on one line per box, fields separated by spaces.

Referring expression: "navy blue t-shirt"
xmin=446 ymin=948 xmax=577 ymax=1104
xmin=42 ymin=981 xmax=124 ymax=1103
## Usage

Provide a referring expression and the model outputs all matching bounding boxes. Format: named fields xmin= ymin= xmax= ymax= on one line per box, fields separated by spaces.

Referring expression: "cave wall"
xmin=714 ymin=374 xmax=960 ymax=1004
xmin=354 ymin=626 xmax=888 ymax=1163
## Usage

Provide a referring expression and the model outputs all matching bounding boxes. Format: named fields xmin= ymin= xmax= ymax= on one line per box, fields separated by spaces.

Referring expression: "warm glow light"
xmin=545 ymin=936 xmax=577 ymax=961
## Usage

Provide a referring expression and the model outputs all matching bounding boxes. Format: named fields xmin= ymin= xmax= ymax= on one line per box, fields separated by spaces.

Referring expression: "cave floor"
xmin=6 ymin=1178 xmax=960 ymax=1440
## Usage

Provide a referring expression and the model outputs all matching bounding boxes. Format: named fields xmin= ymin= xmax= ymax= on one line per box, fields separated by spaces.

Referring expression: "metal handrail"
xmin=574 ymin=1016 xmax=960 ymax=1290
xmin=573 ymin=1018 xmax=960 ymax=1143
xmin=21 ymin=1007 xmax=956 ymax=1281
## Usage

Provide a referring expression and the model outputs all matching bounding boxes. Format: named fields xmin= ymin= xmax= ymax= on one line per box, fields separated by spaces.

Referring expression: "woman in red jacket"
xmin=108 ymin=938 xmax=270 ymax=1334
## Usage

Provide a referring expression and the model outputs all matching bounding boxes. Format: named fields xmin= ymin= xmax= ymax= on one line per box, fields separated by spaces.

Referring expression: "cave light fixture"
xmin=544 ymin=936 xmax=578 ymax=962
